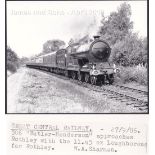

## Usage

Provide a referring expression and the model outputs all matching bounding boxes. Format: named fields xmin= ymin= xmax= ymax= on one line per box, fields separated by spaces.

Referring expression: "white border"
xmin=0 ymin=0 xmax=154 ymax=155
xmin=0 ymin=0 xmax=6 ymax=154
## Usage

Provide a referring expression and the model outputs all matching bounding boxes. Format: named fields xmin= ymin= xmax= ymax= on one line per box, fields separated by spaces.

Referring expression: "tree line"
xmin=7 ymin=2 xmax=147 ymax=71
xmin=98 ymin=3 xmax=147 ymax=66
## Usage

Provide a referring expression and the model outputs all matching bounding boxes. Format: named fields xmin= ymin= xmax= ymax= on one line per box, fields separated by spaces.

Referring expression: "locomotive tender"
xmin=27 ymin=36 xmax=116 ymax=85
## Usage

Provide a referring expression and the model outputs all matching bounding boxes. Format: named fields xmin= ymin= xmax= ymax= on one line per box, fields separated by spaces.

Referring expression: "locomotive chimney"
xmin=93 ymin=35 xmax=100 ymax=40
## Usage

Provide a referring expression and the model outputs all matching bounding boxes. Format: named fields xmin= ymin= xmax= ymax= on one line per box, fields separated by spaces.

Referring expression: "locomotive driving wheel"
xmin=84 ymin=73 xmax=90 ymax=83
xmin=64 ymin=70 xmax=68 ymax=77
xmin=71 ymin=71 xmax=76 ymax=80
xmin=108 ymin=74 xmax=114 ymax=84
xmin=108 ymin=78 xmax=114 ymax=84
xmin=90 ymin=76 xmax=97 ymax=85
xmin=78 ymin=72 xmax=83 ymax=81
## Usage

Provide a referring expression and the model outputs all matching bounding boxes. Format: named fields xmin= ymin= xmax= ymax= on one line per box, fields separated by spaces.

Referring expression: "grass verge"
xmin=115 ymin=65 xmax=147 ymax=86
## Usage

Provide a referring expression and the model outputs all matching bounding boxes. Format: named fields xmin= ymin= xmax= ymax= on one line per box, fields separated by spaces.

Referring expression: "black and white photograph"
xmin=6 ymin=0 xmax=148 ymax=113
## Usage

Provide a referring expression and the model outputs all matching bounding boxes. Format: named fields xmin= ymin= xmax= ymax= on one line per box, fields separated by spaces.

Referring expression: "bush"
xmin=133 ymin=65 xmax=148 ymax=85
xmin=7 ymin=61 xmax=17 ymax=73
xmin=7 ymin=46 xmax=19 ymax=73
xmin=116 ymin=65 xmax=147 ymax=85
xmin=111 ymin=33 xmax=147 ymax=66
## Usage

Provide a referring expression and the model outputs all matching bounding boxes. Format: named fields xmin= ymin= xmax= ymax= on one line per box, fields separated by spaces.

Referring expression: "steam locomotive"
xmin=26 ymin=36 xmax=117 ymax=85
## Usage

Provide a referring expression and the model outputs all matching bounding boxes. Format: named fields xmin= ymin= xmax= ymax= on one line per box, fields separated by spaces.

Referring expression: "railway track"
xmin=29 ymin=68 xmax=148 ymax=113
xmin=73 ymin=81 xmax=148 ymax=112
xmin=115 ymin=84 xmax=147 ymax=95
xmin=98 ymin=86 xmax=147 ymax=111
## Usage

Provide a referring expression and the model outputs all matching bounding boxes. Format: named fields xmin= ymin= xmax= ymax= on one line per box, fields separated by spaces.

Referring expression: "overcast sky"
xmin=7 ymin=1 xmax=147 ymax=58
